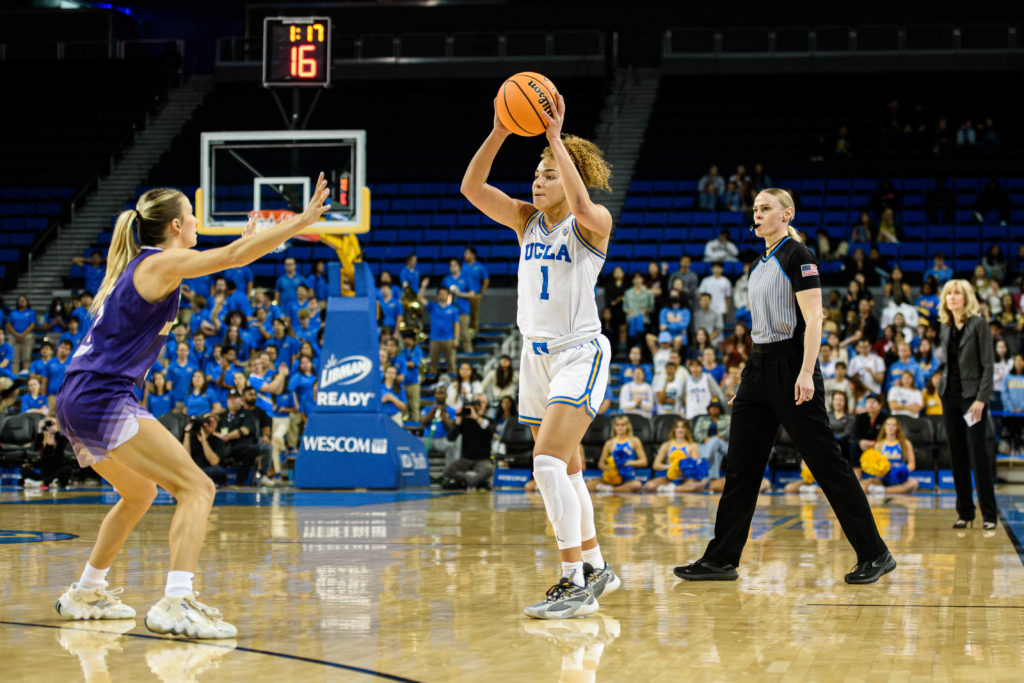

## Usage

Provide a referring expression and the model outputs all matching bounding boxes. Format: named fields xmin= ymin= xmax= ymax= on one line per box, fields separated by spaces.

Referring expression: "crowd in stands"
xmin=5 ymin=170 xmax=1024 ymax=493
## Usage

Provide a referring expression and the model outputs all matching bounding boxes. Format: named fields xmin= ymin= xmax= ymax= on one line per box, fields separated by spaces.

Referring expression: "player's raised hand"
xmin=300 ymin=172 xmax=331 ymax=226
xmin=241 ymin=212 xmax=258 ymax=239
xmin=541 ymin=92 xmax=565 ymax=143
xmin=492 ymin=98 xmax=511 ymax=136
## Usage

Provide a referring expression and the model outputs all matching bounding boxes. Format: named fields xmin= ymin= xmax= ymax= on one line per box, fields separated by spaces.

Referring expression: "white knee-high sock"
xmin=533 ymin=455 xmax=582 ymax=551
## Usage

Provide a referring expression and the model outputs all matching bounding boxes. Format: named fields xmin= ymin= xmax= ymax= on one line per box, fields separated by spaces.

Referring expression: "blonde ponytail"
xmin=787 ymin=225 xmax=803 ymax=243
xmin=90 ymin=188 xmax=186 ymax=316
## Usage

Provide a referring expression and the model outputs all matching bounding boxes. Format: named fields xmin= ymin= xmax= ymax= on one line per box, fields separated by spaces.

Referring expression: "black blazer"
xmin=938 ymin=314 xmax=994 ymax=404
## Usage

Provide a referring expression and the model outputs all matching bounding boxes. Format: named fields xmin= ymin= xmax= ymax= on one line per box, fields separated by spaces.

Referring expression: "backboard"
xmin=197 ymin=129 xmax=368 ymax=234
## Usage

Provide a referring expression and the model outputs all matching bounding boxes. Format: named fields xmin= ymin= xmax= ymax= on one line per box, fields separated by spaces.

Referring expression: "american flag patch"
xmin=800 ymin=264 xmax=819 ymax=277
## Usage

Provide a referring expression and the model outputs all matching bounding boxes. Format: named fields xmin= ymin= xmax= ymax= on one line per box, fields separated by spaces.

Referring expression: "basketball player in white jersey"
xmin=462 ymin=92 xmax=620 ymax=618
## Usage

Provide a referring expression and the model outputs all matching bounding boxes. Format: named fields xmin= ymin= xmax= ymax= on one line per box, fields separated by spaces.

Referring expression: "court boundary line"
xmin=998 ymin=508 xmax=1024 ymax=567
xmin=805 ymin=603 xmax=1024 ymax=609
xmin=0 ymin=620 xmax=423 ymax=682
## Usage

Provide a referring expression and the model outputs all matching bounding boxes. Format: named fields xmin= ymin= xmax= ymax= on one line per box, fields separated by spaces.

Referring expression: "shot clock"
xmin=263 ymin=17 xmax=331 ymax=87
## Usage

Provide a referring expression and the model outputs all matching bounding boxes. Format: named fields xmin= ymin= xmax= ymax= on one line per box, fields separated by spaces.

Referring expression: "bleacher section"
xmin=613 ymin=176 xmax=1024 ymax=283
xmin=0 ymin=60 xmax=177 ymax=286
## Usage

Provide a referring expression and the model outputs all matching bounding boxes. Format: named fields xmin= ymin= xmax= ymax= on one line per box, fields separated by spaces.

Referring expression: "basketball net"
xmin=250 ymin=209 xmax=321 ymax=248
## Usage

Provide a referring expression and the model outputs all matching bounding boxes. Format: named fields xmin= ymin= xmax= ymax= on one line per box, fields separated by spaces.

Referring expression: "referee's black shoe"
xmin=843 ymin=551 xmax=896 ymax=584
xmin=673 ymin=559 xmax=739 ymax=581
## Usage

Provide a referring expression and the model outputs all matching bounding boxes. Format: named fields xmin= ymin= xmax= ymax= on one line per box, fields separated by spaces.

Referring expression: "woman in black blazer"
xmin=938 ymin=279 xmax=997 ymax=530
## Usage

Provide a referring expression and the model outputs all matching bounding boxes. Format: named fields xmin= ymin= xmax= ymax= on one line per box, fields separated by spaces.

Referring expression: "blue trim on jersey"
xmin=538 ymin=212 xmax=573 ymax=237
xmin=572 ymin=219 xmax=606 ymax=259
xmin=760 ymin=235 xmax=791 ymax=262
xmin=546 ymin=340 xmax=604 ymax=418
xmin=518 ymin=414 xmax=543 ymax=425
xmin=772 ymin=254 xmax=791 ymax=282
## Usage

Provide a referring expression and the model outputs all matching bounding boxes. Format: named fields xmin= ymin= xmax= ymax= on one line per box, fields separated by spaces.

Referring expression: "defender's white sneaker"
xmin=55 ymin=582 xmax=136 ymax=620
xmin=144 ymin=592 xmax=238 ymax=639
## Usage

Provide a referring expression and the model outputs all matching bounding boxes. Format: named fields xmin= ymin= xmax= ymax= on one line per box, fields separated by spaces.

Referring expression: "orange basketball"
xmin=496 ymin=72 xmax=559 ymax=137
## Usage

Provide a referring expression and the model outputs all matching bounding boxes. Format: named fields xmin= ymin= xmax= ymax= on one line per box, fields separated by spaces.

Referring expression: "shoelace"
xmin=84 ymin=582 xmax=126 ymax=602
xmin=186 ymin=593 xmax=224 ymax=619
xmin=544 ymin=579 xmax=576 ymax=602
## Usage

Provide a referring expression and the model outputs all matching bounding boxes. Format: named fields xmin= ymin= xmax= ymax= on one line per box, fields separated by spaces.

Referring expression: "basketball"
xmin=496 ymin=72 xmax=559 ymax=137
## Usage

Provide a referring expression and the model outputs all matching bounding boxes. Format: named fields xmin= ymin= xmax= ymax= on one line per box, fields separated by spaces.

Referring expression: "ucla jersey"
xmin=880 ymin=441 xmax=903 ymax=462
xmin=517 ymin=211 xmax=605 ymax=340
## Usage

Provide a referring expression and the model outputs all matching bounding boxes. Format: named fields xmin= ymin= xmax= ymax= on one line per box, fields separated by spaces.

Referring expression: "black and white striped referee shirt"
xmin=747 ymin=236 xmax=821 ymax=344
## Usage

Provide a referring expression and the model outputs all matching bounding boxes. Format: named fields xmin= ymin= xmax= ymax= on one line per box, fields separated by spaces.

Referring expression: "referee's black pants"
xmin=703 ymin=341 xmax=888 ymax=566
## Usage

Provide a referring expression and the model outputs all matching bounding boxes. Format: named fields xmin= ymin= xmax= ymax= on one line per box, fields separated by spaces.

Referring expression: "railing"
xmin=663 ymin=24 xmax=1019 ymax=56
xmin=0 ymin=38 xmax=184 ymax=62
xmin=216 ymin=30 xmax=604 ymax=65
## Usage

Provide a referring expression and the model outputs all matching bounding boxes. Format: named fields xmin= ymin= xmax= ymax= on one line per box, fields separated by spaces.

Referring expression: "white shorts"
xmin=518 ymin=334 xmax=611 ymax=426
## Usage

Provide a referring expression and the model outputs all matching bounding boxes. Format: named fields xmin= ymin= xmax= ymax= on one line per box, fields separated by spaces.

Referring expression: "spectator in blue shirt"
xmin=181 ymin=274 xmax=212 ymax=301
xmin=45 ymin=340 xmax=73 ymax=410
xmin=71 ymin=251 xmax=105 ymax=295
xmin=21 ymin=378 xmax=49 ymax=415
xmin=306 ymin=260 xmax=329 ymax=302
xmin=188 ymin=295 xmax=217 ymax=340
xmin=183 ymin=370 xmax=220 ymax=417
xmin=163 ymin=323 xmax=193 ymax=366
xmin=924 ymin=252 xmax=953 ymax=288
xmin=6 ymin=294 xmax=36 ymax=374
xmin=224 ymin=279 xmax=252 ymax=318
xmin=378 ymin=282 xmax=403 ymax=336
xmin=421 ymin=286 xmax=459 ymax=379
xmin=287 ymin=285 xmax=311 ymax=330
xmin=400 ymin=254 xmax=423 ymax=295
xmin=222 ymin=265 xmax=253 ymax=299
xmin=247 ymin=307 xmax=273 ymax=351
xmin=442 ymin=259 xmax=475 ymax=353
xmin=268 ymin=318 xmax=300 ymax=366
xmin=29 ymin=341 xmax=55 ymax=392
xmin=71 ymin=292 xmax=94 ymax=333
xmin=658 ymin=292 xmax=691 ymax=349
xmin=43 ymin=297 xmax=70 ymax=336
xmin=462 ymin=247 xmax=489 ymax=339
xmin=252 ymin=287 xmax=283 ymax=324
xmin=394 ymin=330 xmax=424 ymax=419
xmin=166 ymin=343 xmax=198 ymax=405
xmin=381 ymin=365 xmax=408 ymax=426
xmin=618 ymin=345 xmax=654 ymax=384
xmin=275 ymin=257 xmax=305 ymax=311
xmin=885 ymin=341 xmax=924 ymax=390
xmin=294 ymin=309 xmax=319 ymax=344
xmin=59 ymin=317 xmax=85 ymax=351
xmin=420 ymin=383 xmax=458 ymax=462
xmin=915 ymin=279 xmax=941 ymax=325
xmin=0 ymin=330 xmax=16 ymax=390
xmin=191 ymin=331 xmax=213 ymax=369
xmin=144 ymin=370 xmax=174 ymax=419
xmin=289 ymin=355 xmax=318 ymax=419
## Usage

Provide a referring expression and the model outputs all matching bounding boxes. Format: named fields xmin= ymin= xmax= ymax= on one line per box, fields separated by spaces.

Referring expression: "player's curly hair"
xmin=541 ymin=134 xmax=612 ymax=192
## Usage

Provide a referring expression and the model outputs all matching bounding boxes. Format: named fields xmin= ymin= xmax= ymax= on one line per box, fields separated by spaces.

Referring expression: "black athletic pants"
xmin=703 ymin=341 xmax=888 ymax=566
xmin=941 ymin=396 xmax=998 ymax=524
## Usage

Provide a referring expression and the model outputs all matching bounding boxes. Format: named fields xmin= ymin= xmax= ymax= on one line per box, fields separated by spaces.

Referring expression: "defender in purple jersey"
xmin=54 ymin=175 xmax=331 ymax=639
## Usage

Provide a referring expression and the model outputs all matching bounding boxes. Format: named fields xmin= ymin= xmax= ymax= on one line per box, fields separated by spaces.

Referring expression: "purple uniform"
xmin=57 ymin=247 xmax=180 ymax=467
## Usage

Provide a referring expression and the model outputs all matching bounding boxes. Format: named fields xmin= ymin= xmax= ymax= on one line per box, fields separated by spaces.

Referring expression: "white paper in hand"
xmin=963 ymin=409 xmax=981 ymax=427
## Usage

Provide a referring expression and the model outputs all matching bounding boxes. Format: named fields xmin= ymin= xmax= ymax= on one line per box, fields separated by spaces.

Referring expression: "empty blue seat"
xmin=904 ymin=178 xmax=930 ymax=192
xmin=405 ymin=213 xmax=433 ymax=228
xmin=955 ymin=210 xmax=977 ymax=225
xmin=637 ymin=227 xmax=664 ymax=243
xmin=877 ymin=243 xmax=899 ymax=259
xmin=381 ymin=214 xmax=406 ymax=228
xmin=825 ymin=196 xmax=850 ymax=210
xmin=667 ymin=211 xmax=693 ymax=227
xmin=663 ymin=226 xmax=688 ymax=242
xmin=678 ymin=180 xmax=699 ymax=193
xmin=798 ymin=210 xmax=821 ymax=228
xmin=692 ymin=212 xmax=717 ymax=227
xmin=614 ymin=227 xmax=640 ymax=243
xmin=607 ymin=243 xmax=631 ymax=259
xmin=390 ymin=198 xmax=416 ymax=213
xmin=801 ymin=179 xmax=825 ymax=194
xmin=633 ymin=244 xmax=659 ymax=260
xmin=900 ymin=243 xmax=926 ymax=259
xmin=422 ymin=227 xmax=448 ymax=243
xmin=456 ymin=214 xmax=480 ymax=228
xmin=981 ymin=226 xmax=1007 ymax=243
xmin=648 ymin=196 xmax=672 ymax=210
xmin=955 ymin=178 xmax=983 ymax=192
xmin=902 ymin=258 xmax=925 ymax=273
xmin=491 ymin=245 xmax=519 ymax=260
xmin=850 ymin=192 xmax=871 ymax=210
xmin=689 ymin=227 xmax=716 ymax=242
xmin=827 ymin=179 xmax=852 ymax=192
xmin=823 ymin=211 xmax=847 ymax=226
xmin=645 ymin=211 xmax=669 ymax=226
xmin=852 ymin=179 xmax=877 ymax=192
xmin=375 ymin=183 xmax=399 ymax=197
xmin=398 ymin=182 xmax=424 ymax=196
xmin=955 ymin=193 xmax=975 ymax=208
xmin=623 ymin=196 xmax=648 ymax=210
xmin=928 ymin=225 xmax=955 ymax=240
xmin=620 ymin=211 xmax=643 ymax=227
xmin=800 ymin=196 xmax=825 ymax=210
xmin=630 ymin=180 xmax=653 ymax=195
xmin=903 ymin=210 xmax=926 ymax=226
xmin=652 ymin=180 xmax=677 ymax=195
xmin=902 ymin=225 xmax=928 ymax=241
xmin=414 ymin=198 xmax=439 ymax=212
xmin=420 ymin=182 xmax=446 ymax=197
xmin=672 ymin=195 xmax=696 ymax=209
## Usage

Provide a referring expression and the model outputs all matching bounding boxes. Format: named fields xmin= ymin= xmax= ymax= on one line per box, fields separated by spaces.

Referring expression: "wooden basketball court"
xmin=2 ymin=486 xmax=1023 ymax=681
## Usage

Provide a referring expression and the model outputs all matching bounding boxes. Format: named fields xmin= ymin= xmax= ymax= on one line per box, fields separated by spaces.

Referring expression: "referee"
xmin=675 ymin=188 xmax=895 ymax=585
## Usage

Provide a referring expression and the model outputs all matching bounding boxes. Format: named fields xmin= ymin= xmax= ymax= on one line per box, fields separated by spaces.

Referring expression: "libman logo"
xmin=320 ymin=354 xmax=373 ymax=389
xmin=303 ymin=435 xmax=388 ymax=454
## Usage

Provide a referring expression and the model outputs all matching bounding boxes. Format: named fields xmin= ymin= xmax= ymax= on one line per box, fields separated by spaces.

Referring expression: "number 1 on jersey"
xmin=540 ymin=265 xmax=550 ymax=301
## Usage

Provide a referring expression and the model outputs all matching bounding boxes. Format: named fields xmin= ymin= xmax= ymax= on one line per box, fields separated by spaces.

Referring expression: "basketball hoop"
xmin=251 ymin=209 xmax=321 ymax=245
